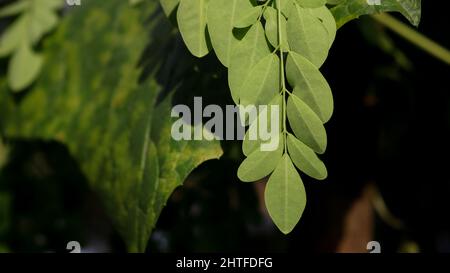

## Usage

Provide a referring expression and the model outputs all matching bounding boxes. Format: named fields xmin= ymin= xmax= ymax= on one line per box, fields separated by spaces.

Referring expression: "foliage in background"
xmin=0 ymin=0 xmax=222 ymax=252
xmin=330 ymin=0 xmax=421 ymax=28
xmin=0 ymin=0 xmax=63 ymax=92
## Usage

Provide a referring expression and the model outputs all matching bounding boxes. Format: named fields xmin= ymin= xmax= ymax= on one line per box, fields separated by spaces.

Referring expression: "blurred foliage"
xmin=0 ymin=0 xmax=63 ymax=91
xmin=0 ymin=0 xmax=222 ymax=252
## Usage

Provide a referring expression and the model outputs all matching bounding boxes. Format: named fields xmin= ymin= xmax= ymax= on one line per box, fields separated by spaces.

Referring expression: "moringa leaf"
xmin=265 ymin=153 xmax=307 ymax=234
xmin=286 ymin=51 xmax=333 ymax=123
xmin=331 ymin=0 xmax=422 ymax=28
xmin=160 ymin=0 xmax=180 ymax=16
xmin=207 ymin=0 xmax=254 ymax=67
xmin=287 ymin=94 xmax=327 ymax=154
xmin=264 ymin=6 xmax=289 ymax=51
xmin=0 ymin=0 xmax=222 ymax=252
xmin=287 ymin=3 xmax=329 ymax=68
xmin=242 ymin=94 xmax=282 ymax=156
xmin=234 ymin=6 xmax=262 ymax=28
xmin=239 ymin=53 xmax=281 ymax=106
xmin=280 ymin=0 xmax=295 ymax=18
xmin=309 ymin=6 xmax=337 ymax=49
xmin=294 ymin=0 xmax=327 ymax=8
xmin=229 ymin=21 xmax=271 ymax=104
xmin=238 ymin=133 xmax=284 ymax=182
xmin=287 ymin=133 xmax=327 ymax=180
xmin=177 ymin=0 xmax=211 ymax=57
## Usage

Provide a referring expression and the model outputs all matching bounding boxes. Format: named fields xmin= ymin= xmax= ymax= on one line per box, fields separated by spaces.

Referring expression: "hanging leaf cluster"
xmin=161 ymin=0 xmax=336 ymax=234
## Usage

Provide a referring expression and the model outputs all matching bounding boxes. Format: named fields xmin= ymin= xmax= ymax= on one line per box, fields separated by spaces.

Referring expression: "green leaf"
xmin=287 ymin=94 xmax=327 ymax=154
xmin=29 ymin=4 xmax=60 ymax=44
xmin=242 ymin=94 xmax=282 ymax=156
xmin=294 ymin=0 xmax=327 ymax=8
xmin=8 ymin=42 xmax=43 ymax=92
xmin=238 ymin=133 xmax=284 ymax=182
xmin=207 ymin=0 xmax=254 ymax=67
xmin=280 ymin=0 xmax=294 ymax=18
xmin=0 ymin=0 xmax=222 ymax=252
xmin=310 ymin=6 xmax=336 ymax=49
xmin=331 ymin=0 xmax=422 ymax=28
xmin=264 ymin=6 xmax=289 ymax=51
xmin=287 ymin=3 xmax=329 ymax=67
xmin=235 ymin=6 xmax=262 ymax=28
xmin=177 ymin=0 xmax=211 ymax=57
xmin=0 ymin=15 xmax=27 ymax=57
xmin=287 ymin=133 xmax=327 ymax=180
xmin=228 ymin=21 xmax=270 ymax=104
xmin=36 ymin=0 xmax=65 ymax=10
xmin=239 ymin=53 xmax=281 ymax=106
xmin=265 ymin=153 xmax=306 ymax=234
xmin=0 ymin=0 xmax=28 ymax=18
xmin=160 ymin=0 xmax=180 ymax=16
xmin=0 ymin=0 xmax=62 ymax=91
xmin=286 ymin=51 xmax=333 ymax=123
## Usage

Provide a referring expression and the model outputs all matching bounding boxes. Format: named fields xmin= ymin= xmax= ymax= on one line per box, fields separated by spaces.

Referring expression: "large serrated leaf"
xmin=0 ymin=0 xmax=222 ymax=252
xmin=265 ymin=153 xmax=306 ymax=234
xmin=331 ymin=0 xmax=422 ymax=28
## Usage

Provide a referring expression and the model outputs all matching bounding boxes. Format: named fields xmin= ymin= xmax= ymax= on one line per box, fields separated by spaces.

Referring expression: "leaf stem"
xmin=276 ymin=0 xmax=287 ymax=153
xmin=257 ymin=0 xmax=273 ymax=22
xmin=372 ymin=13 xmax=450 ymax=66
